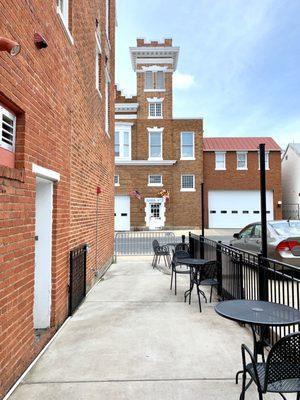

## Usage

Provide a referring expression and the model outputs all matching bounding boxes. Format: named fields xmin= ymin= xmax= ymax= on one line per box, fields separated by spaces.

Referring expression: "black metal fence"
xmin=69 ymin=244 xmax=87 ymax=316
xmin=282 ymin=203 xmax=300 ymax=220
xmin=189 ymin=233 xmax=300 ymax=345
xmin=114 ymin=231 xmax=183 ymax=260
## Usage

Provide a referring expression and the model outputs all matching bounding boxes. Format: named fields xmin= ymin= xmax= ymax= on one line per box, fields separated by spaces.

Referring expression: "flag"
xmin=129 ymin=190 xmax=142 ymax=200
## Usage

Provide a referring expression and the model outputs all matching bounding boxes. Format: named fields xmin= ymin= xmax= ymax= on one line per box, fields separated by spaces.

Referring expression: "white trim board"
xmin=32 ymin=164 xmax=60 ymax=182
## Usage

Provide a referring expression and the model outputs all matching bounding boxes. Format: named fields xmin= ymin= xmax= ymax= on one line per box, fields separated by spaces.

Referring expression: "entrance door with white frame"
xmin=145 ymin=198 xmax=165 ymax=229
xmin=34 ymin=177 xmax=54 ymax=329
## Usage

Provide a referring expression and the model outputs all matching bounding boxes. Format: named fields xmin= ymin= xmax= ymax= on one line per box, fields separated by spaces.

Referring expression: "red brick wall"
xmin=0 ymin=1 xmax=115 ymax=397
xmin=115 ymin=119 xmax=203 ymax=229
xmin=203 ymin=151 xmax=282 ymax=227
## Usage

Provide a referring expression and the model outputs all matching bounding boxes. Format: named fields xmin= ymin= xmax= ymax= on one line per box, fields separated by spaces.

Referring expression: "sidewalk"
xmin=9 ymin=257 xmax=281 ymax=399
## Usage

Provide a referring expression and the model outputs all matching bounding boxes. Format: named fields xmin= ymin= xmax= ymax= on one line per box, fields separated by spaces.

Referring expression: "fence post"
xmin=182 ymin=234 xmax=186 ymax=244
xmin=200 ymin=235 xmax=204 ymax=259
xmin=189 ymin=232 xmax=194 ymax=258
xmin=216 ymin=241 xmax=222 ymax=297
xmin=238 ymin=253 xmax=244 ymax=299
xmin=258 ymin=253 xmax=269 ymax=301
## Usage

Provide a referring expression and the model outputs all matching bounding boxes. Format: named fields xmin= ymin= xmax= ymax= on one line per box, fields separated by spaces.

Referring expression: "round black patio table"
xmin=179 ymin=258 xmax=211 ymax=304
xmin=215 ymin=299 xmax=300 ymax=382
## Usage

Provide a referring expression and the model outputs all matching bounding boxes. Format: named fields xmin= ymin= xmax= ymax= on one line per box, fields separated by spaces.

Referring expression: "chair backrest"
xmin=200 ymin=260 xmax=218 ymax=281
xmin=175 ymin=243 xmax=189 ymax=252
xmin=173 ymin=250 xmax=190 ymax=263
xmin=152 ymin=240 xmax=159 ymax=252
xmin=265 ymin=332 xmax=300 ymax=391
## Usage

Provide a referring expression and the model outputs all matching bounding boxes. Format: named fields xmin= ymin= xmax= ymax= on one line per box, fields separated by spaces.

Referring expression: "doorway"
xmin=33 ymin=177 xmax=53 ymax=329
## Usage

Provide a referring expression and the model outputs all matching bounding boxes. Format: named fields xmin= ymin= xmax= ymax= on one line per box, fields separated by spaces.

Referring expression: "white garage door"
xmin=208 ymin=190 xmax=274 ymax=229
xmin=115 ymin=196 xmax=130 ymax=231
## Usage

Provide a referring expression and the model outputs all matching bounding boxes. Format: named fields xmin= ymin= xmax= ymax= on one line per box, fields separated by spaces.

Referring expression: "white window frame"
xmin=95 ymin=33 xmax=102 ymax=95
xmin=148 ymin=128 xmax=163 ymax=160
xmin=105 ymin=68 xmax=111 ymax=136
xmin=148 ymin=175 xmax=163 ymax=187
xmin=115 ymin=123 xmax=132 ymax=160
xmin=114 ymin=175 xmax=120 ymax=186
xmin=181 ymin=174 xmax=195 ymax=192
xmin=215 ymin=152 xmax=226 ymax=170
xmin=144 ymin=70 xmax=165 ymax=92
xmin=180 ymin=132 xmax=195 ymax=160
xmin=147 ymin=98 xmax=163 ymax=119
xmin=56 ymin=0 xmax=74 ymax=45
xmin=0 ymin=105 xmax=16 ymax=152
xmin=258 ymin=151 xmax=270 ymax=170
xmin=236 ymin=151 xmax=248 ymax=170
xmin=105 ymin=0 xmax=110 ymax=44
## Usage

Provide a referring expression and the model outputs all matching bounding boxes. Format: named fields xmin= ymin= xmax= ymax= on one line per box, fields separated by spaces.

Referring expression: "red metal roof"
xmin=203 ymin=137 xmax=281 ymax=151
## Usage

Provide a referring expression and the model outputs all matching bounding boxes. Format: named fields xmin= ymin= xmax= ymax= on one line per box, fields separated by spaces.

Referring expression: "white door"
xmin=34 ymin=177 xmax=53 ymax=329
xmin=145 ymin=198 xmax=165 ymax=229
xmin=115 ymin=196 xmax=130 ymax=231
xmin=208 ymin=190 xmax=274 ymax=229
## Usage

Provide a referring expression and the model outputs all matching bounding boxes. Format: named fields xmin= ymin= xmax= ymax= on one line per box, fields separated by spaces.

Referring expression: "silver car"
xmin=230 ymin=220 xmax=300 ymax=267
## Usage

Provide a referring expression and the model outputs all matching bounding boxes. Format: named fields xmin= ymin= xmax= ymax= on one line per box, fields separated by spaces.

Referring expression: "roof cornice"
xmin=129 ymin=46 xmax=180 ymax=72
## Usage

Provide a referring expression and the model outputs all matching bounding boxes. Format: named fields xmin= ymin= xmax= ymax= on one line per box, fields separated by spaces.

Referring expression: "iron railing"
xmin=189 ymin=233 xmax=300 ymax=345
xmin=114 ymin=231 xmax=184 ymax=260
xmin=282 ymin=203 xmax=300 ymax=220
xmin=69 ymin=244 xmax=87 ymax=316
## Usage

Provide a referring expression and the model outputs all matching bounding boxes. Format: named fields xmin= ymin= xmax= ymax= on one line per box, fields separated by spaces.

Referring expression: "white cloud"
xmin=173 ymin=71 xmax=195 ymax=90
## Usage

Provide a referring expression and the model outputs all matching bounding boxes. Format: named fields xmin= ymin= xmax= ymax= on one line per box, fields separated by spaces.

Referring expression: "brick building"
xmin=114 ymin=38 xmax=203 ymax=230
xmin=203 ymin=137 xmax=282 ymax=228
xmin=0 ymin=1 xmax=115 ymax=397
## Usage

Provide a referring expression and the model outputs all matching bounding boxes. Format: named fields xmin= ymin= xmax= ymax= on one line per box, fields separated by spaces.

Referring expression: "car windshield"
xmin=269 ymin=221 xmax=300 ymax=236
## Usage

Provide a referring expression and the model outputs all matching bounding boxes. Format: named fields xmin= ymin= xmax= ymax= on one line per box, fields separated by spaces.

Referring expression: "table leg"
xmin=184 ymin=267 xmax=194 ymax=304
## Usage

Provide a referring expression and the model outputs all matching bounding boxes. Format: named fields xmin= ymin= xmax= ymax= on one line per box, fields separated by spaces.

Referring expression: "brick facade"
xmin=115 ymin=39 xmax=203 ymax=230
xmin=203 ymin=147 xmax=282 ymax=227
xmin=0 ymin=1 xmax=115 ymax=397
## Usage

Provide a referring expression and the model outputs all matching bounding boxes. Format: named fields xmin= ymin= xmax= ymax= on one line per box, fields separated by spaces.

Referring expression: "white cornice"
xmin=115 ymin=103 xmax=139 ymax=113
xmin=130 ymin=46 xmax=180 ymax=72
xmin=115 ymin=114 xmax=137 ymax=120
xmin=115 ymin=159 xmax=177 ymax=166
xmin=147 ymin=97 xmax=164 ymax=103
xmin=115 ymin=122 xmax=134 ymax=127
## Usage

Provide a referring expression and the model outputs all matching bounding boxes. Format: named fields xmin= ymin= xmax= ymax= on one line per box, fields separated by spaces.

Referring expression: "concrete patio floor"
xmin=9 ymin=257 xmax=289 ymax=399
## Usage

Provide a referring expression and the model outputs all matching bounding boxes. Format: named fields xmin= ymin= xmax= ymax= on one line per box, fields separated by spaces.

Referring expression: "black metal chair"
xmin=170 ymin=250 xmax=190 ymax=295
xmin=240 ymin=331 xmax=300 ymax=400
xmin=152 ymin=239 xmax=171 ymax=269
xmin=174 ymin=243 xmax=189 ymax=252
xmin=198 ymin=260 xmax=219 ymax=302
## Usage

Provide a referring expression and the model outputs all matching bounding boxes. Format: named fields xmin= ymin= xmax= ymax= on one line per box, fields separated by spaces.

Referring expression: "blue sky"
xmin=116 ymin=0 xmax=300 ymax=149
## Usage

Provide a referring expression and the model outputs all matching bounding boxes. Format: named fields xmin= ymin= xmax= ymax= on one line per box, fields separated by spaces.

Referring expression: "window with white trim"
xmin=144 ymin=71 xmax=165 ymax=90
xmin=148 ymin=101 xmax=163 ymax=118
xmin=181 ymin=175 xmax=195 ymax=191
xmin=95 ymin=34 xmax=101 ymax=93
xmin=215 ymin=152 xmax=226 ymax=170
xmin=106 ymin=0 xmax=110 ymax=39
xmin=237 ymin=152 xmax=247 ymax=170
xmin=114 ymin=175 xmax=119 ymax=186
xmin=57 ymin=0 xmax=69 ymax=27
xmin=115 ymin=124 xmax=131 ymax=160
xmin=148 ymin=175 xmax=162 ymax=186
xmin=156 ymin=71 xmax=165 ymax=89
xmin=0 ymin=106 xmax=16 ymax=152
xmin=258 ymin=151 xmax=270 ymax=170
xmin=149 ymin=130 xmax=162 ymax=159
xmin=181 ymin=132 xmax=195 ymax=159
